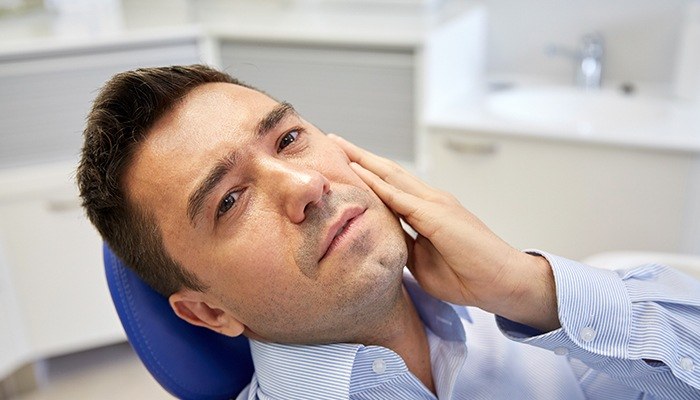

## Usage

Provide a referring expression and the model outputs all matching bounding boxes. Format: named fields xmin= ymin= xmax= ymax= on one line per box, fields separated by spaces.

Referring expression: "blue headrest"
xmin=103 ymin=243 xmax=254 ymax=399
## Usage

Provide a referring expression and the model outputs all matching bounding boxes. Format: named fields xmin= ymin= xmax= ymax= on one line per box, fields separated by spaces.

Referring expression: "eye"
xmin=278 ymin=130 xmax=299 ymax=152
xmin=217 ymin=190 xmax=241 ymax=218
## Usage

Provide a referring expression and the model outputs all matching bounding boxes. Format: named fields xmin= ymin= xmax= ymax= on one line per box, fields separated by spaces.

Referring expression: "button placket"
xmin=553 ymin=347 xmax=569 ymax=356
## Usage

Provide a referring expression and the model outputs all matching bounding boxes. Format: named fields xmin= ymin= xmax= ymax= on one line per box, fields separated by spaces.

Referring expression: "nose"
xmin=262 ymin=159 xmax=331 ymax=223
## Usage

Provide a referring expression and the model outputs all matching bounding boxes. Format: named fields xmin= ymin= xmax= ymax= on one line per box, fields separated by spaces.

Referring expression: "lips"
xmin=319 ymin=206 xmax=366 ymax=261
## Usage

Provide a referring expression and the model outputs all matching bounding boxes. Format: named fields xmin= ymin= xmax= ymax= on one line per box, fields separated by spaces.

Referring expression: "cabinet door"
xmin=0 ymin=167 xmax=123 ymax=358
xmin=0 ymin=38 xmax=203 ymax=361
xmin=428 ymin=131 xmax=694 ymax=260
xmin=220 ymin=41 xmax=415 ymax=162
xmin=0 ymin=37 xmax=201 ymax=169
xmin=0 ymin=248 xmax=27 ymax=379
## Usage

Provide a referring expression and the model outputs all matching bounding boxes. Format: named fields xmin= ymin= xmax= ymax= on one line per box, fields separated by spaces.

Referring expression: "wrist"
xmin=489 ymin=253 xmax=561 ymax=332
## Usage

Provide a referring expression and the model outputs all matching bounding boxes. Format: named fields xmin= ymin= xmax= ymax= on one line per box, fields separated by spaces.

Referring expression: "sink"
xmin=485 ymin=86 xmax=679 ymax=134
xmin=428 ymin=84 xmax=700 ymax=152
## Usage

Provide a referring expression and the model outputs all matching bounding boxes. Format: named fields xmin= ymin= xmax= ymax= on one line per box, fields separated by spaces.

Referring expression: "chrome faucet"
xmin=546 ymin=33 xmax=605 ymax=89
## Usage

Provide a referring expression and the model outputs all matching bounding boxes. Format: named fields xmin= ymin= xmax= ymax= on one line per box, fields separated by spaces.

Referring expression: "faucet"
xmin=546 ymin=33 xmax=605 ymax=90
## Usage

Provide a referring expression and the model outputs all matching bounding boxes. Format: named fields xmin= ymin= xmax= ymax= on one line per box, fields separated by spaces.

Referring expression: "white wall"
xmin=484 ymin=0 xmax=691 ymax=87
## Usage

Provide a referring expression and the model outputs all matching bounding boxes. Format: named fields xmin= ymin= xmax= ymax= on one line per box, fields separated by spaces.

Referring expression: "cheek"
xmin=212 ymin=217 xmax=294 ymax=293
xmin=212 ymin=241 xmax=285 ymax=312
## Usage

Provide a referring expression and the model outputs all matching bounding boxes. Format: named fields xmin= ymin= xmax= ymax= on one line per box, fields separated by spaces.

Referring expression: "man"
xmin=77 ymin=65 xmax=699 ymax=399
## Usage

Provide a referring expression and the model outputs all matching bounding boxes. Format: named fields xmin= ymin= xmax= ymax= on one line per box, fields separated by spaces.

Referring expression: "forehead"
xmin=146 ymin=82 xmax=277 ymax=154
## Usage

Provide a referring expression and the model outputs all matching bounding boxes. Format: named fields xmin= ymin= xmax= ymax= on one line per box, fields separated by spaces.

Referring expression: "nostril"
xmin=304 ymin=192 xmax=326 ymax=214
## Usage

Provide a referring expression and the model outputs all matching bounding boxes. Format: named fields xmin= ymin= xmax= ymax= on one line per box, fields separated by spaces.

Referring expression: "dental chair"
xmin=103 ymin=244 xmax=254 ymax=400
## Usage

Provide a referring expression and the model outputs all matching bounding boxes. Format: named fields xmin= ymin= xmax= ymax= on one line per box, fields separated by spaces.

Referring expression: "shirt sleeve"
xmin=496 ymin=250 xmax=700 ymax=399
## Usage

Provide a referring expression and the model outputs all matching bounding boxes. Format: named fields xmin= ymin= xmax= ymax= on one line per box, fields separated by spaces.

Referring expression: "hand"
xmin=329 ymin=135 xmax=560 ymax=332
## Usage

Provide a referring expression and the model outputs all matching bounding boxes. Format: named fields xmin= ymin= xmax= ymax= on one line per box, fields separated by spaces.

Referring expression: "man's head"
xmin=78 ymin=65 xmax=407 ymax=344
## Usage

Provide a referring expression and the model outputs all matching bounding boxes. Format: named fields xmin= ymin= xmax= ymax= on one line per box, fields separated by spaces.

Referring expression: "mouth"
xmin=319 ymin=206 xmax=367 ymax=262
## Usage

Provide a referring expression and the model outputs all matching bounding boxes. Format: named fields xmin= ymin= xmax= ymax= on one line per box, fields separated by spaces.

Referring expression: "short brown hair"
xmin=77 ymin=64 xmax=254 ymax=297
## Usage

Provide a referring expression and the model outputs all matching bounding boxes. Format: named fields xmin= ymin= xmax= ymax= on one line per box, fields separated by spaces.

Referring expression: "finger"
xmin=329 ymin=134 xmax=399 ymax=177
xmin=329 ymin=134 xmax=435 ymax=198
xmin=350 ymin=161 xmax=418 ymax=217
xmin=328 ymin=134 xmax=386 ymax=166
xmin=350 ymin=162 xmax=441 ymax=236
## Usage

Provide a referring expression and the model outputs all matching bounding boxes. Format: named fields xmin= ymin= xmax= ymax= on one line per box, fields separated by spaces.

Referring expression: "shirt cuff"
xmin=496 ymin=250 xmax=632 ymax=366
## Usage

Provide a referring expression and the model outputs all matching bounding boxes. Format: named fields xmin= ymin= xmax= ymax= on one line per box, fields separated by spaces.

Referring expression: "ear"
xmin=169 ymin=290 xmax=245 ymax=337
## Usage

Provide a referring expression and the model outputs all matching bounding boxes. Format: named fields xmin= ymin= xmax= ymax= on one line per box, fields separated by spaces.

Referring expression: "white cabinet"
xmin=0 ymin=164 xmax=123 ymax=364
xmin=427 ymin=130 xmax=696 ymax=260
xmin=0 ymin=34 xmax=202 ymax=169
xmin=219 ymin=41 xmax=416 ymax=162
xmin=0 ymin=36 xmax=203 ymax=377
xmin=211 ymin=5 xmax=486 ymax=165
xmin=0 ymin=245 xmax=27 ymax=379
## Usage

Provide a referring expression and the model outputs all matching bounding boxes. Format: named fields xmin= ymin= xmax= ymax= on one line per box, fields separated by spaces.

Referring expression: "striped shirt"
xmin=238 ymin=251 xmax=700 ymax=399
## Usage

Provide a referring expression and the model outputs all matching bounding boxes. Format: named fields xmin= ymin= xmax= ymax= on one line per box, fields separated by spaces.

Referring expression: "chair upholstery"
xmin=103 ymin=243 xmax=254 ymax=399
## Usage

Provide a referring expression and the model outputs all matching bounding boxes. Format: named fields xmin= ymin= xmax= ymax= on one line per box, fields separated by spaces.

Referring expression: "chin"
xmin=380 ymin=240 xmax=408 ymax=272
xmin=380 ymin=217 xmax=409 ymax=268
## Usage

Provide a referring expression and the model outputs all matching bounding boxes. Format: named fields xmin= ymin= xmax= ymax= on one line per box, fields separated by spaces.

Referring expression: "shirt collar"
xmin=249 ymin=340 xmax=361 ymax=400
xmin=249 ymin=271 xmax=472 ymax=399
xmin=403 ymin=271 xmax=472 ymax=342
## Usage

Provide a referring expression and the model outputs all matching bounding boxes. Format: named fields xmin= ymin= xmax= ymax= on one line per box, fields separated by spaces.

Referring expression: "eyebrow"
xmin=186 ymin=102 xmax=297 ymax=226
xmin=256 ymin=102 xmax=296 ymax=138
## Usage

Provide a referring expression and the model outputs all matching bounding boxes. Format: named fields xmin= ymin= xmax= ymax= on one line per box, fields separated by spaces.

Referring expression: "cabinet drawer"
xmin=220 ymin=41 xmax=415 ymax=162
xmin=0 ymin=38 xmax=201 ymax=170
xmin=428 ymin=131 xmax=695 ymax=260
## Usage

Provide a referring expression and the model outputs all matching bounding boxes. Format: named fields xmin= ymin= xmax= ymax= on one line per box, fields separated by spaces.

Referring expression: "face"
xmin=124 ymin=82 xmax=407 ymax=344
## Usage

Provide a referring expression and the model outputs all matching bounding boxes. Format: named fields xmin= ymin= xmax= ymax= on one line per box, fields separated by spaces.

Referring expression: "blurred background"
xmin=1 ymin=0 xmax=699 ymax=398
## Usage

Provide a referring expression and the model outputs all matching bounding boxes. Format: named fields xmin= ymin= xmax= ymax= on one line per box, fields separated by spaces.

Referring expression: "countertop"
xmin=426 ymin=85 xmax=700 ymax=154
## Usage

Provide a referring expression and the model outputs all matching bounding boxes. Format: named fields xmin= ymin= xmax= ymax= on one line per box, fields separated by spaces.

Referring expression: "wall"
xmin=484 ymin=0 xmax=691 ymax=88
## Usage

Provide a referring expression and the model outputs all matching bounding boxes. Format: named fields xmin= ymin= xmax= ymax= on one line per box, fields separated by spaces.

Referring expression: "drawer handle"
xmin=444 ymin=139 xmax=498 ymax=155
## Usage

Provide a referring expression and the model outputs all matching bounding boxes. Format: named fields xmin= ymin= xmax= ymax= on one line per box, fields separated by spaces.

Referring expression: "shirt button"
xmin=372 ymin=358 xmax=387 ymax=374
xmin=580 ymin=327 xmax=596 ymax=342
xmin=553 ymin=347 xmax=569 ymax=356
xmin=680 ymin=357 xmax=694 ymax=371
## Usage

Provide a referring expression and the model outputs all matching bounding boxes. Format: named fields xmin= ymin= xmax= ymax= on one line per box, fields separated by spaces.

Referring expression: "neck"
xmin=358 ymin=285 xmax=435 ymax=395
